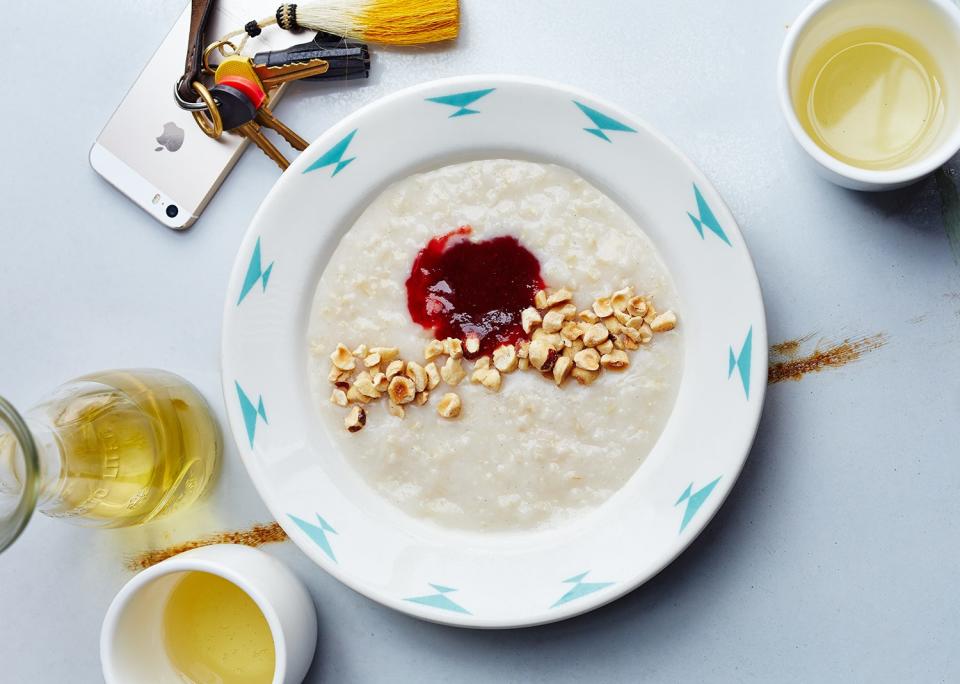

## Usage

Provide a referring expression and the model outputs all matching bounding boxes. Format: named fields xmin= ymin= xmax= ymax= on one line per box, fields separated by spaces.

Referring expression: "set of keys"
xmin=192 ymin=34 xmax=370 ymax=170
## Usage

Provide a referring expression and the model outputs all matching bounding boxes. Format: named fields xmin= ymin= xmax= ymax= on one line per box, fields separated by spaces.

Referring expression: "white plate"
xmin=222 ymin=75 xmax=766 ymax=628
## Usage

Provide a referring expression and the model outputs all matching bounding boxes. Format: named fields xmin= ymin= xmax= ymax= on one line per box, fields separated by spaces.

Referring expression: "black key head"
xmin=209 ymin=84 xmax=257 ymax=131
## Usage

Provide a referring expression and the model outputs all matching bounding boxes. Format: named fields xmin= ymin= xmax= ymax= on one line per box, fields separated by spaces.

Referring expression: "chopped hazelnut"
xmin=437 ymin=393 xmax=462 ymax=419
xmin=387 ymin=402 xmax=405 ymax=418
xmin=440 ymin=357 xmax=466 ymax=386
xmin=424 ymin=339 xmax=444 ymax=360
xmin=545 ymin=287 xmax=573 ymax=307
xmin=371 ymin=347 xmax=400 ymax=363
xmin=582 ymin=323 xmax=610 ymax=347
xmin=372 ymin=372 xmax=389 ymax=392
xmin=516 ymin=341 xmax=529 ymax=359
xmin=574 ymin=348 xmax=601 ymax=371
xmin=603 ymin=317 xmax=623 ymax=334
xmin=638 ymin=324 xmax=653 ymax=344
xmin=592 ymin=297 xmax=613 ymax=319
xmin=534 ymin=289 xmax=549 ymax=310
xmin=553 ymin=356 xmax=573 ymax=385
xmin=556 ymin=303 xmax=578 ymax=320
xmin=344 ymin=405 xmax=366 ymax=432
xmin=387 ymin=376 xmax=416 ymax=405
xmin=328 ymin=366 xmax=350 ymax=384
xmin=571 ymin=367 xmax=600 ymax=385
xmin=330 ymin=343 xmax=356 ymax=371
xmin=611 ymin=287 xmax=634 ymax=312
xmin=385 ymin=359 xmax=405 ymax=379
xmin=480 ymin=368 xmax=502 ymax=392
xmin=597 ymin=339 xmax=615 ymax=355
xmin=415 ymin=391 xmax=430 ymax=406
xmin=465 ymin=334 xmax=480 ymax=354
xmin=406 ymin=361 xmax=428 ymax=393
xmin=346 ymin=386 xmax=369 ymax=404
xmin=518 ymin=357 xmax=530 ymax=370
xmin=627 ymin=296 xmax=648 ymax=317
xmin=493 ymin=345 xmax=518 ymax=372
xmin=561 ymin=321 xmax=583 ymax=340
xmin=330 ymin=388 xmax=348 ymax=407
xmin=443 ymin=338 xmax=464 ymax=359
xmin=542 ymin=309 xmax=565 ymax=333
xmin=352 ymin=344 xmax=368 ymax=358
xmin=627 ymin=316 xmax=645 ymax=330
xmin=354 ymin=373 xmax=381 ymax=399
xmin=612 ymin=334 xmax=625 ymax=350
xmin=474 ymin=356 xmax=491 ymax=371
xmin=650 ymin=310 xmax=678 ymax=332
xmin=363 ymin=352 xmax=381 ymax=368
xmin=531 ymin=328 xmax=563 ymax=349
xmin=521 ymin=307 xmax=542 ymax=334
xmin=528 ymin=339 xmax=552 ymax=370
xmin=579 ymin=309 xmax=600 ymax=324
xmin=425 ymin=362 xmax=441 ymax=390
xmin=601 ymin=350 xmax=630 ymax=369
xmin=614 ymin=309 xmax=632 ymax=325
xmin=622 ymin=334 xmax=640 ymax=351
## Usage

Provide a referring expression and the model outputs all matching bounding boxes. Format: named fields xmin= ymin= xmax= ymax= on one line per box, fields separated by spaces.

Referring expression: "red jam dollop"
xmin=406 ymin=226 xmax=546 ymax=357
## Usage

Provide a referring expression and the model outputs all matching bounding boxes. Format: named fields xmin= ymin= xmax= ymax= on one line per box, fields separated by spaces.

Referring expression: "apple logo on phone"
xmin=155 ymin=122 xmax=185 ymax=152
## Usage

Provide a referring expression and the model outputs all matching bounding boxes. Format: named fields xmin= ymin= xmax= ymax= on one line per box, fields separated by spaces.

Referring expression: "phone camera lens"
xmin=165 ymin=205 xmax=179 ymax=219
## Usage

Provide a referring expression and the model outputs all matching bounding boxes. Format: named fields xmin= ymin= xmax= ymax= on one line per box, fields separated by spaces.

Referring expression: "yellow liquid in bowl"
xmin=163 ymin=572 xmax=276 ymax=684
xmin=794 ymin=27 xmax=945 ymax=170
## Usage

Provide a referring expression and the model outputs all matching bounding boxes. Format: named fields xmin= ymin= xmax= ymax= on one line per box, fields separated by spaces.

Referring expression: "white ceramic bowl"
xmin=100 ymin=544 xmax=317 ymax=684
xmin=221 ymin=75 xmax=767 ymax=628
xmin=778 ymin=0 xmax=960 ymax=191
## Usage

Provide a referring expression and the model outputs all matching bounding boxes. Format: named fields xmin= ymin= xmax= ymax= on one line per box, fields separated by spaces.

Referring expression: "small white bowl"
xmin=778 ymin=0 xmax=960 ymax=191
xmin=100 ymin=544 xmax=317 ymax=684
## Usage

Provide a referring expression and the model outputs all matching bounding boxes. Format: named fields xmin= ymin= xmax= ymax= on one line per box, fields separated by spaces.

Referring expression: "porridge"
xmin=308 ymin=159 xmax=683 ymax=531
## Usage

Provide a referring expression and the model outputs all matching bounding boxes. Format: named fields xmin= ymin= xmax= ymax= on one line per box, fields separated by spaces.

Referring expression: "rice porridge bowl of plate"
xmin=308 ymin=159 xmax=683 ymax=532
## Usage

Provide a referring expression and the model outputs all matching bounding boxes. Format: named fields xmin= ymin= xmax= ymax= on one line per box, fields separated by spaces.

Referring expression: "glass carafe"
xmin=0 ymin=369 xmax=220 ymax=553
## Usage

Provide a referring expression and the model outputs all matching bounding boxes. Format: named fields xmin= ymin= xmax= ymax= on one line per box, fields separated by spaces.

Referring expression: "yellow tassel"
xmin=355 ymin=0 xmax=459 ymax=44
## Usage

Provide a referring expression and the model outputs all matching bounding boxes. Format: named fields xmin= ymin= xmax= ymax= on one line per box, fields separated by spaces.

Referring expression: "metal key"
xmin=253 ymin=58 xmax=331 ymax=90
xmin=207 ymin=81 xmax=289 ymax=169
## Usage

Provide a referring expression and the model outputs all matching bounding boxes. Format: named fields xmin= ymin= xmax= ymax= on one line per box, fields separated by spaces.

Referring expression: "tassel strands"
xmin=230 ymin=0 xmax=459 ymax=49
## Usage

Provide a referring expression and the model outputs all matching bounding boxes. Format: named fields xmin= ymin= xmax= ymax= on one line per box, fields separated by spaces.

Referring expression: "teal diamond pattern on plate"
xmin=235 ymin=381 xmax=267 ymax=448
xmin=551 ymin=571 xmax=614 ymax=608
xmin=289 ymin=513 xmax=338 ymax=562
xmin=303 ymin=129 xmax=357 ymax=176
xmin=688 ymin=183 xmax=731 ymax=246
xmin=426 ymin=88 xmax=495 ymax=117
xmin=573 ymin=101 xmax=636 ymax=142
xmin=675 ymin=477 xmax=722 ymax=533
xmin=405 ymin=584 xmax=470 ymax=614
xmin=728 ymin=326 xmax=753 ymax=398
xmin=237 ymin=237 xmax=274 ymax=305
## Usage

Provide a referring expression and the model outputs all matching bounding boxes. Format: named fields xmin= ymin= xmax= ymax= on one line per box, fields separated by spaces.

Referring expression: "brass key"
xmin=236 ymin=120 xmax=290 ymax=170
xmin=253 ymin=58 xmax=330 ymax=90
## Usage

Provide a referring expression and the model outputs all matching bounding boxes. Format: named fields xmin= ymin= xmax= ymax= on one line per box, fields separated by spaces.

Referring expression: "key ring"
xmin=190 ymin=82 xmax=223 ymax=138
xmin=173 ymin=77 xmax=210 ymax=111
xmin=203 ymin=40 xmax=239 ymax=76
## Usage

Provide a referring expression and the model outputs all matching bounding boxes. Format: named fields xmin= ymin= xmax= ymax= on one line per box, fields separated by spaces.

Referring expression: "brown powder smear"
xmin=768 ymin=333 xmax=887 ymax=384
xmin=126 ymin=522 xmax=288 ymax=571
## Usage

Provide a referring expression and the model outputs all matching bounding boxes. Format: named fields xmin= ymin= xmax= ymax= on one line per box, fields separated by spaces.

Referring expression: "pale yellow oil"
xmin=794 ymin=27 xmax=946 ymax=169
xmin=40 ymin=370 xmax=219 ymax=526
xmin=163 ymin=571 xmax=277 ymax=684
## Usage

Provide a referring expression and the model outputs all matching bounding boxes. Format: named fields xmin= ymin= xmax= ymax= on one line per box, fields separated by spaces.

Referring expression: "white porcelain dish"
xmin=778 ymin=0 xmax=960 ymax=191
xmin=100 ymin=544 xmax=317 ymax=684
xmin=221 ymin=75 xmax=767 ymax=628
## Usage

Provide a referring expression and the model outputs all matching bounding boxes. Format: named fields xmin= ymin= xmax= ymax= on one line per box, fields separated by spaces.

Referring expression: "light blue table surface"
xmin=3 ymin=1 xmax=959 ymax=681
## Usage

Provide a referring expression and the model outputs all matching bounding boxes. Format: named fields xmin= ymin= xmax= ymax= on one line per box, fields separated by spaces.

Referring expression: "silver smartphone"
xmin=90 ymin=2 xmax=290 ymax=229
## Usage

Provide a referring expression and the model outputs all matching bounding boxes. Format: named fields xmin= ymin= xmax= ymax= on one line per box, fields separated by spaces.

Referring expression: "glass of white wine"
xmin=0 ymin=369 xmax=220 ymax=553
